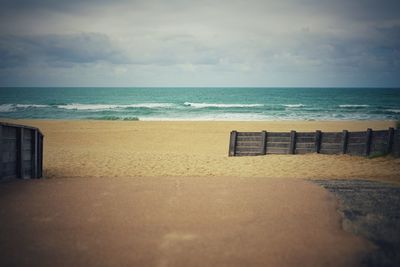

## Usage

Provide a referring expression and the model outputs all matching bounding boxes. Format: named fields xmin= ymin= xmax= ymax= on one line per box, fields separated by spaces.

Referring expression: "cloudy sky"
xmin=0 ymin=0 xmax=399 ymax=87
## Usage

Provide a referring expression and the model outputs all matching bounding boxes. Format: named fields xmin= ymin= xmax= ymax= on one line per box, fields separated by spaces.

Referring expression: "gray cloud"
xmin=0 ymin=0 xmax=399 ymax=86
xmin=0 ymin=33 xmax=129 ymax=68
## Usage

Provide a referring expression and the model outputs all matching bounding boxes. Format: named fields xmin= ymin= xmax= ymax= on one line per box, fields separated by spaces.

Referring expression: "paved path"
xmin=0 ymin=177 xmax=369 ymax=267
xmin=313 ymin=179 xmax=400 ymax=267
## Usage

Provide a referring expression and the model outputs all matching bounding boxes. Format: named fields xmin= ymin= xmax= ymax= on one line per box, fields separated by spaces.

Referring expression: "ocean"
xmin=0 ymin=87 xmax=399 ymax=121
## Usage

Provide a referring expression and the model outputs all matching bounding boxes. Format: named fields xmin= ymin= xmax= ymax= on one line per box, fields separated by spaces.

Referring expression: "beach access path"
xmin=0 ymin=177 xmax=371 ymax=267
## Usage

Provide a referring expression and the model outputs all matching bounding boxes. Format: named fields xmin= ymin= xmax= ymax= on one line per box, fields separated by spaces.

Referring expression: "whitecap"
xmin=183 ymin=102 xmax=263 ymax=108
xmin=57 ymin=103 xmax=175 ymax=110
xmin=16 ymin=104 xmax=49 ymax=108
xmin=339 ymin=104 xmax=370 ymax=108
xmin=283 ymin=104 xmax=306 ymax=108
xmin=0 ymin=104 xmax=15 ymax=112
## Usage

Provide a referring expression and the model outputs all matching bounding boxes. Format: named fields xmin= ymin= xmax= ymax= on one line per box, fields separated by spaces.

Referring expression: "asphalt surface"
xmin=313 ymin=179 xmax=400 ymax=267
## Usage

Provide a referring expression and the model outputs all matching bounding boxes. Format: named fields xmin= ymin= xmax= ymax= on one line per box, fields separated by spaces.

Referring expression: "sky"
xmin=0 ymin=0 xmax=399 ymax=87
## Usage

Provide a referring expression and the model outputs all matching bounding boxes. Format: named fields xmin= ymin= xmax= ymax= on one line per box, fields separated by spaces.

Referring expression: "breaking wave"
xmin=183 ymin=102 xmax=264 ymax=108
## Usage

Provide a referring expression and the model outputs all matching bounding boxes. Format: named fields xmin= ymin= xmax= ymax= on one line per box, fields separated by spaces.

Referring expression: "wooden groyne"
xmin=229 ymin=128 xmax=400 ymax=157
xmin=0 ymin=122 xmax=44 ymax=180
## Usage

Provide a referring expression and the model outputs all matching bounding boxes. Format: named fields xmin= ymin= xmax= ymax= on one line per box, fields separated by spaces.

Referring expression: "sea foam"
xmin=183 ymin=102 xmax=263 ymax=108
xmin=339 ymin=104 xmax=370 ymax=108
xmin=283 ymin=104 xmax=305 ymax=108
xmin=57 ymin=103 xmax=175 ymax=110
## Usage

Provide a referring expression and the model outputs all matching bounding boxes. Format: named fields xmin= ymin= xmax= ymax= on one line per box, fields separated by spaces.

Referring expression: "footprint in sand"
xmin=158 ymin=232 xmax=198 ymax=267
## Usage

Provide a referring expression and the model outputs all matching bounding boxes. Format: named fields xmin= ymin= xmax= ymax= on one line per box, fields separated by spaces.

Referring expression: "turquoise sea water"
xmin=0 ymin=87 xmax=399 ymax=121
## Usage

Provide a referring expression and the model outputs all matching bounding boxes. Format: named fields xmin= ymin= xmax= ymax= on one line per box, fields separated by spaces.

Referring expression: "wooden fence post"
xmin=365 ymin=128 xmax=373 ymax=156
xmin=394 ymin=129 xmax=400 ymax=157
xmin=17 ymin=127 xmax=24 ymax=179
xmin=229 ymin=131 xmax=238 ymax=156
xmin=342 ymin=130 xmax=349 ymax=154
xmin=261 ymin=131 xmax=267 ymax=155
xmin=387 ymin=127 xmax=394 ymax=154
xmin=40 ymin=134 xmax=44 ymax=177
xmin=289 ymin=130 xmax=296 ymax=154
xmin=0 ymin=124 xmax=3 ymax=179
xmin=32 ymin=129 xmax=38 ymax=178
xmin=315 ymin=130 xmax=321 ymax=153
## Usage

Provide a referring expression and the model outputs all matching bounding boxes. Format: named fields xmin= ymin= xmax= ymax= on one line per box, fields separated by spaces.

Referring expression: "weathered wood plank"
xmin=237 ymin=132 xmax=263 ymax=137
xmin=348 ymin=131 xmax=367 ymax=137
xmin=296 ymin=137 xmax=315 ymax=143
xmin=370 ymin=144 xmax=387 ymax=154
xmin=372 ymin=130 xmax=389 ymax=136
xmin=347 ymin=149 xmax=365 ymax=156
xmin=320 ymin=143 xmax=341 ymax=150
xmin=235 ymin=152 xmax=264 ymax=156
xmin=23 ymin=139 xmax=32 ymax=147
xmin=266 ymin=132 xmax=291 ymax=137
xmin=348 ymin=137 xmax=367 ymax=143
xmin=237 ymin=136 xmax=262 ymax=142
xmin=23 ymin=150 xmax=32 ymax=161
xmin=3 ymin=169 xmax=17 ymax=178
xmin=295 ymin=143 xmax=315 ymax=149
xmin=23 ymin=166 xmax=32 ymax=178
xmin=236 ymin=141 xmax=263 ymax=146
xmin=266 ymin=148 xmax=290 ymax=154
xmin=295 ymin=148 xmax=316 ymax=154
xmin=267 ymin=142 xmax=290 ymax=148
xmin=23 ymin=129 xmax=32 ymax=140
xmin=2 ymin=161 xmax=17 ymax=175
xmin=236 ymin=147 xmax=264 ymax=152
xmin=2 ymin=151 xmax=17 ymax=162
xmin=2 ymin=126 xmax=17 ymax=138
xmin=2 ymin=139 xmax=17 ymax=150
xmin=17 ymin=127 xmax=24 ymax=179
xmin=266 ymin=137 xmax=291 ymax=142
xmin=296 ymin=132 xmax=316 ymax=138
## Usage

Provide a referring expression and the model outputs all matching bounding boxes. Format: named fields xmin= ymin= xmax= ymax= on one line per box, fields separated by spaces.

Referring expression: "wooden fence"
xmin=0 ymin=122 xmax=44 ymax=180
xmin=229 ymin=128 xmax=400 ymax=157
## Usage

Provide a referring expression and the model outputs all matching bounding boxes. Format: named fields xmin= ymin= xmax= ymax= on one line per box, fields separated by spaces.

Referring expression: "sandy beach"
xmin=0 ymin=177 xmax=373 ymax=267
xmin=1 ymin=119 xmax=400 ymax=266
xmin=3 ymin=119 xmax=399 ymax=182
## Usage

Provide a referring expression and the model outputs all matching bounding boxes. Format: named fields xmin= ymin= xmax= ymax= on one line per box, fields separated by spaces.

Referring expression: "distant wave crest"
xmin=0 ymin=104 xmax=15 ymax=112
xmin=0 ymin=103 xmax=50 ymax=111
xmin=183 ymin=102 xmax=264 ymax=108
xmin=283 ymin=104 xmax=306 ymax=108
xmin=339 ymin=104 xmax=370 ymax=108
xmin=57 ymin=103 xmax=175 ymax=110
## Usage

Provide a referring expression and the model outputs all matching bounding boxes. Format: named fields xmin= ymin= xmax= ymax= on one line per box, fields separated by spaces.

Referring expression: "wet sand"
xmin=0 ymin=177 xmax=372 ymax=267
